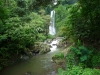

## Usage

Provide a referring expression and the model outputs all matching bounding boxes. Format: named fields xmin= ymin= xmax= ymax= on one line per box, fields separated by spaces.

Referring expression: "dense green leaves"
xmin=56 ymin=0 xmax=100 ymax=45
xmin=58 ymin=66 xmax=100 ymax=75
xmin=56 ymin=0 xmax=100 ymax=75
xmin=0 ymin=0 xmax=50 ymax=69
xmin=70 ymin=46 xmax=92 ymax=63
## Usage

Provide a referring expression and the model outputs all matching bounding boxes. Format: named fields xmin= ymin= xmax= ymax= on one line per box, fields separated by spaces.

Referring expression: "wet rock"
xmin=49 ymin=45 xmax=52 ymax=48
xmin=27 ymin=42 xmax=51 ymax=55
xmin=24 ymin=72 xmax=31 ymax=75
xmin=45 ymin=39 xmax=52 ymax=44
xmin=32 ymin=50 xmax=39 ymax=55
xmin=52 ymin=44 xmax=57 ymax=46
xmin=57 ymin=40 xmax=71 ymax=48
xmin=37 ymin=42 xmax=50 ymax=54
xmin=39 ymin=44 xmax=51 ymax=54
xmin=21 ymin=48 xmax=33 ymax=56
xmin=20 ymin=55 xmax=29 ymax=60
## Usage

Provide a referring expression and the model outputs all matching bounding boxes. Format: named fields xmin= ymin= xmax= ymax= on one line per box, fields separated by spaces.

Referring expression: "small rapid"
xmin=50 ymin=40 xmax=59 ymax=52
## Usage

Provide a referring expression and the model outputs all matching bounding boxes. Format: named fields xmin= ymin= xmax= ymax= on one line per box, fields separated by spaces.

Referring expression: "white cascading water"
xmin=50 ymin=39 xmax=58 ymax=52
xmin=49 ymin=10 xmax=56 ymax=35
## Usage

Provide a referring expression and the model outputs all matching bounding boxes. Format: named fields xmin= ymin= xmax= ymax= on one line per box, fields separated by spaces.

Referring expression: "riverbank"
xmin=0 ymin=38 xmax=68 ymax=75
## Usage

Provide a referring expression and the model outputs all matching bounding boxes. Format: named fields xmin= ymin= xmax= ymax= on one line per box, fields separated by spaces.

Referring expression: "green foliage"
xmin=47 ymin=34 xmax=53 ymax=39
xmin=77 ymin=39 xmax=82 ymax=46
xmin=55 ymin=4 xmax=68 ymax=36
xmin=47 ymin=34 xmax=56 ymax=39
xmin=65 ymin=45 xmax=94 ymax=70
xmin=58 ymin=66 xmax=100 ymax=75
xmin=56 ymin=1 xmax=100 ymax=75
xmin=64 ymin=3 xmax=87 ymax=41
xmin=66 ymin=50 xmax=75 ymax=69
xmin=37 ymin=34 xmax=46 ymax=41
xmin=0 ymin=0 xmax=50 ymax=69
xmin=77 ymin=0 xmax=100 ymax=44
xmin=70 ymin=46 xmax=92 ymax=63
xmin=56 ymin=0 xmax=100 ymax=45
xmin=59 ymin=46 xmax=100 ymax=75
xmin=54 ymin=52 xmax=64 ymax=59
xmin=28 ymin=0 xmax=51 ymax=10
xmin=91 ymin=52 xmax=100 ymax=68
xmin=58 ymin=68 xmax=67 ymax=75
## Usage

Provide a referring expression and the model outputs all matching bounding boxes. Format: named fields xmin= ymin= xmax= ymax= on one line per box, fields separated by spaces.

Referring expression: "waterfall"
xmin=49 ymin=10 xmax=56 ymax=35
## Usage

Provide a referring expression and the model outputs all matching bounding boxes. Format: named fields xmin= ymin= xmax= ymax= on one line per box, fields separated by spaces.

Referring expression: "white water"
xmin=50 ymin=39 xmax=59 ymax=52
xmin=49 ymin=10 xmax=56 ymax=35
xmin=53 ymin=0 xmax=57 ymax=5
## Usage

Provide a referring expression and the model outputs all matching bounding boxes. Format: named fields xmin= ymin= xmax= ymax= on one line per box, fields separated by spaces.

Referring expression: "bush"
xmin=52 ymin=52 xmax=64 ymax=62
xmin=54 ymin=52 xmax=64 ymax=59
xmin=58 ymin=66 xmax=100 ymax=75
xmin=70 ymin=46 xmax=92 ymax=67
xmin=91 ymin=52 xmax=100 ymax=68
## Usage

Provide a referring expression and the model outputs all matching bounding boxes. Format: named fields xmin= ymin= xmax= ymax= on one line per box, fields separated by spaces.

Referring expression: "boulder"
xmin=39 ymin=43 xmax=51 ymax=54
xmin=24 ymin=72 xmax=31 ymax=75
xmin=29 ymin=42 xmax=51 ymax=55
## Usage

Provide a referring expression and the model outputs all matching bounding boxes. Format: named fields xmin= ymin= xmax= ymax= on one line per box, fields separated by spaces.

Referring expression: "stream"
xmin=0 ymin=40 xmax=63 ymax=75
xmin=0 ymin=7 xmax=60 ymax=75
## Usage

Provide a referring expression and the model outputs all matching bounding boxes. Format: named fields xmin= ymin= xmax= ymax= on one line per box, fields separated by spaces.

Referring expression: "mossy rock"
xmin=39 ymin=43 xmax=51 ymax=54
xmin=39 ymin=47 xmax=50 ymax=54
xmin=52 ymin=52 xmax=65 ymax=65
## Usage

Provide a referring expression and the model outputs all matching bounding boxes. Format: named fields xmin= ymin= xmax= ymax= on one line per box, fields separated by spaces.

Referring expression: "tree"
xmin=0 ymin=0 xmax=50 ymax=69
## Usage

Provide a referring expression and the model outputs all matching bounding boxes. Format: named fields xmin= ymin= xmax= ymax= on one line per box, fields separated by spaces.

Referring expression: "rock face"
xmin=20 ymin=55 xmax=29 ymax=60
xmin=57 ymin=40 xmax=68 ymax=48
xmin=44 ymin=39 xmax=53 ymax=44
xmin=24 ymin=72 xmax=31 ymax=75
xmin=20 ymin=42 xmax=51 ymax=58
xmin=29 ymin=42 xmax=51 ymax=55
xmin=39 ymin=43 xmax=51 ymax=54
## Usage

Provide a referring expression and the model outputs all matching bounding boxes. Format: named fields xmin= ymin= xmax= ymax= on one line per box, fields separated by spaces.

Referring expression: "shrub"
xmin=58 ymin=66 xmax=100 ymax=75
xmin=91 ymin=52 xmax=100 ymax=68
xmin=70 ymin=46 xmax=92 ymax=66
xmin=52 ymin=52 xmax=64 ymax=61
